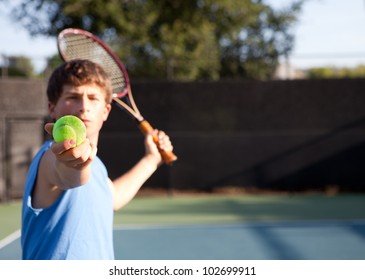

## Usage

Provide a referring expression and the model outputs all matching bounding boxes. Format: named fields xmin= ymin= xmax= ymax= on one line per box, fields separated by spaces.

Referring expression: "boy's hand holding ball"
xmin=50 ymin=115 xmax=95 ymax=170
xmin=52 ymin=115 xmax=86 ymax=147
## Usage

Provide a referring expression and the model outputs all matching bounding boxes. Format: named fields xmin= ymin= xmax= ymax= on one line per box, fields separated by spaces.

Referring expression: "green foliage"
xmin=307 ymin=65 xmax=365 ymax=79
xmin=1 ymin=56 xmax=35 ymax=78
xmin=42 ymin=54 xmax=64 ymax=78
xmin=6 ymin=0 xmax=304 ymax=81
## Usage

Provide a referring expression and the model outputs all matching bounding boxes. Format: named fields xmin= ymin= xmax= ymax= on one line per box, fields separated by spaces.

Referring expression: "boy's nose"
xmin=79 ymin=97 xmax=91 ymax=112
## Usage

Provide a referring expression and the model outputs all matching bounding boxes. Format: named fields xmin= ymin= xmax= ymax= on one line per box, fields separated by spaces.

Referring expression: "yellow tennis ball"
xmin=52 ymin=115 xmax=86 ymax=146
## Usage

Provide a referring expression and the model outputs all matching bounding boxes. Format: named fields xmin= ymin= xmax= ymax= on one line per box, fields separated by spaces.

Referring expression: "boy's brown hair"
xmin=47 ymin=59 xmax=113 ymax=104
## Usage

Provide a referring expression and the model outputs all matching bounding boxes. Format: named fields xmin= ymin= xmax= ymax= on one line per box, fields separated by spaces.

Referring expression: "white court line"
xmin=0 ymin=230 xmax=21 ymax=250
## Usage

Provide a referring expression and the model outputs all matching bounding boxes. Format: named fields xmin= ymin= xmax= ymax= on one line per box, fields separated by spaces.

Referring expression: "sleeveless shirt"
xmin=21 ymin=141 xmax=114 ymax=259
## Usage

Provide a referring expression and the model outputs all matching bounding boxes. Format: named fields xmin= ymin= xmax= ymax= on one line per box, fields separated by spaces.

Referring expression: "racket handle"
xmin=138 ymin=120 xmax=178 ymax=165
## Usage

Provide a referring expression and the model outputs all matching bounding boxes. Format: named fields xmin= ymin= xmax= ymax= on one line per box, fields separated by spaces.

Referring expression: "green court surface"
xmin=1 ymin=193 xmax=365 ymax=259
xmin=0 ymin=202 xmax=22 ymax=241
xmin=115 ymin=193 xmax=365 ymax=225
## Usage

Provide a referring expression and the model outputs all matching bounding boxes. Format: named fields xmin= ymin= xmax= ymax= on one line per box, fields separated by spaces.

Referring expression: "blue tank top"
xmin=21 ymin=141 xmax=114 ymax=260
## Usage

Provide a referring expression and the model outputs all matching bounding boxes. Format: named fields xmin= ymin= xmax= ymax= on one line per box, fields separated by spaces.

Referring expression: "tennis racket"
xmin=57 ymin=28 xmax=177 ymax=164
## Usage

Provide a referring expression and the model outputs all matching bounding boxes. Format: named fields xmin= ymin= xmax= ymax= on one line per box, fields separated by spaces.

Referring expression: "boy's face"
xmin=49 ymin=83 xmax=111 ymax=142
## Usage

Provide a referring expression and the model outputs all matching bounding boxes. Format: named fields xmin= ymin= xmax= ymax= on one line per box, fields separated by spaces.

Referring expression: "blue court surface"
xmin=1 ymin=220 xmax=365 ymax=260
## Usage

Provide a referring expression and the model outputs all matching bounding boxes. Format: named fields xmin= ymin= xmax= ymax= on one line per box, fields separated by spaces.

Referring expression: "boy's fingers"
xmin=51 ymin=139 xmax=77 ymax=155
xmin=44 ymin=123 xmax=54 ymax=135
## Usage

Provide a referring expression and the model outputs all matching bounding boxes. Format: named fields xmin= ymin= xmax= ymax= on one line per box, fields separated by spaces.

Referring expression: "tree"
xmin=307 ymin=65 xmax=365 ymax=79
xmin=41 ymin=54 xmax=64 ymax=78
xmin=1 ymin=55 xmax=36 ymax=78
xmin=6 ymin=0 xmax=304 ymax=81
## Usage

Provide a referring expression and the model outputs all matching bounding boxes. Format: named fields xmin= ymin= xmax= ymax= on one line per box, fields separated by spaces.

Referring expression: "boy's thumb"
xmin=44 ymin=123 xmax=54 ymax=135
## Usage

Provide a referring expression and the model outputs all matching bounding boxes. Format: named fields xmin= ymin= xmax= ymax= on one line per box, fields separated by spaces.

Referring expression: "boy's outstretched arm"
xmin=31 ymin=123 xmax=97 ymax=209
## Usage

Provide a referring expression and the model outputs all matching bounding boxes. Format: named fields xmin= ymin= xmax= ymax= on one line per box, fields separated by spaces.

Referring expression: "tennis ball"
xmin=52 ymin=115 xmax=86 ymax=147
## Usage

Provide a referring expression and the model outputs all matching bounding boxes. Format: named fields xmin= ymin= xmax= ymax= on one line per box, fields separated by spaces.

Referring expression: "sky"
xmin=1 ymin=0 xmax=365 ymax=72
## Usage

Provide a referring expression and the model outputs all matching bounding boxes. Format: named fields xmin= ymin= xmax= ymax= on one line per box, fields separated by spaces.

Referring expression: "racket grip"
xmin=138 ymin=120 xmax=178 ymax=165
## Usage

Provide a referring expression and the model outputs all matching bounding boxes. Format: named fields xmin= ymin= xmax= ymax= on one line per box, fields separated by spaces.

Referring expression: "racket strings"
xmin=59 ymin=31 xmax=142 ymax=120
xmin=59 ymin=34 xmax=127 ymax=96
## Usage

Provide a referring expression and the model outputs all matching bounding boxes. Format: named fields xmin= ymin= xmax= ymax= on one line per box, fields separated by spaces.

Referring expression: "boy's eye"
xmin=89 ymin=96 xmax=101 ymax=101
xmin=64 ymin=93 xmax=102 ymax=101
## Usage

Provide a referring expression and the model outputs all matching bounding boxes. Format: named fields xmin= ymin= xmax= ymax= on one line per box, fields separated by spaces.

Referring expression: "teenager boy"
xmin=21 ymin=59 xmax=174 ymax=259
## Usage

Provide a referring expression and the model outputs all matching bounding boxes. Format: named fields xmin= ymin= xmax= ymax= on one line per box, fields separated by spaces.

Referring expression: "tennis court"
xmin=1 ymin=193 xmax=365 ymax=260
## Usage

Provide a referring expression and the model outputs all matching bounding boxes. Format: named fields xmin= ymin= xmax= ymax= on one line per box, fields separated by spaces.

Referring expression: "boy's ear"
xmin=103 ymin=104 xmax=112 ymax=122
xmin=48 ymin=102 xmax=57 ymax=120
